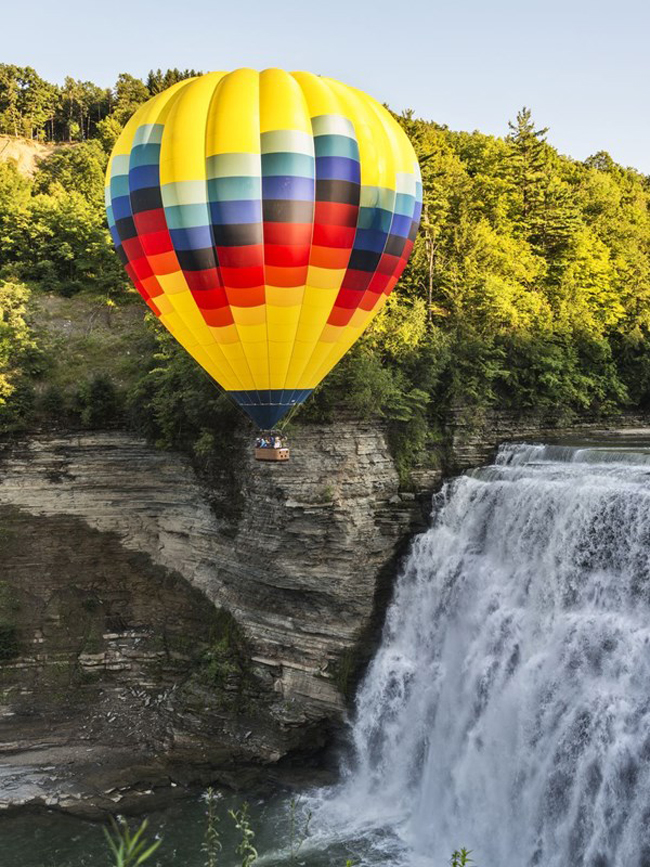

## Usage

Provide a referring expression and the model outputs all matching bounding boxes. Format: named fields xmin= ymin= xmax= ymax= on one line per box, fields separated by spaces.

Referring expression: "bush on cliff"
xmin=0 ymin=280 xmax=35 ymax=417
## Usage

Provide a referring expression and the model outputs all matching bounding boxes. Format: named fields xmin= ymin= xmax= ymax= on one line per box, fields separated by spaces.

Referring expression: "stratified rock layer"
xmin=0 ymin=425 xmax=430 ymax=812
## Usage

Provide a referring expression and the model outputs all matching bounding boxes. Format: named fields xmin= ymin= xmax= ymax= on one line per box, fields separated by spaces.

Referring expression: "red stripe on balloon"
xmin=217 ymin=245 xmax=264 ymax=269
xmin=264 ymin=244 xmax=311 ymax=268
xmin=219 ymin=265 xmax=265 ymax=289
xmin=263 ymin=222 xmax=312 ymax=246
xmin=314 ymin=201 xmax=358 ymax=228
xmin=133 ymin=208 xmax=169 ymax=235
xmin=312 ymin=223 xmax=356 ymax=248
xmin=327 ymin=306 xmax=354 ymax=326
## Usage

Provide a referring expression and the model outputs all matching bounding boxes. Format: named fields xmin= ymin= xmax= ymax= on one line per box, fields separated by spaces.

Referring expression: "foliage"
xmin=0 ymin=159 xmax=125 ymax=296
xmin=0 ymin=280 xmax=34 ymax=405
xmin=202 ymin=787 xmax=222 ymax=867
xmin=450 ymin=848 xmax=475 ymax=866
xmin=0 ymin=623 xmax=19 ymax=660
xmin=0 ymin=64 xmax=200 ymax=144
xmin=201 ymin=636 xmax=241 ymax=688
xmin=33 ymin=140 xmax=107 ymax=203
xmin=127 ymin=316 xmax=246 ymax=473
xmin=75 ymin=373 xmax=121 ymax=427
xmin=0 ymin=64 xmax=59 ymax=139
xmin=102 ymin=801 xmax=472 ymax=866
xmin=228 ymin=803 xmax=258 ymax=867
xmin=146 ymin=67 xmax=202 ymax=94
xmin=104 ymin=817 xmax=161 ymax=867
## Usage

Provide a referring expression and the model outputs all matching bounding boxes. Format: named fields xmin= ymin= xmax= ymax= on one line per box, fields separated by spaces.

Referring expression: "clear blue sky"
xmin=1 ymin=0 xmax=647 ymax=172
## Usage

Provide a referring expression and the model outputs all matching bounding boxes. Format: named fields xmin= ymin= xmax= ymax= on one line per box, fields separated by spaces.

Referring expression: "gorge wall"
xmin=0 ymin=410 xmax=648 ymax=814
xmin=0 ymin=423 xmax=430 ymax=813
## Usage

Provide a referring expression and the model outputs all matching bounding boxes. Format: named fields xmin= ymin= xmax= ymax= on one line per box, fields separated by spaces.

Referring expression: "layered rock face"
xmin=4 ymin=410 xmax=645 ymax=813
xmin=0 ymin=425 xmax=430 ymax=811
xmin=446 ymin=406 xmax=650 ymax=470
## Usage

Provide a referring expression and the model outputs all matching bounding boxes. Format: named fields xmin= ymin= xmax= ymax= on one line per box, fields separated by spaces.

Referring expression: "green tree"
xmin=507 ymin=106 xmax=549 ymax=230
xmin=33 ymin=139 xmax=107 ymax=204
xmin=146 ymin=67 xmax=200 ymax=94
xmin=0 ymin=280 xmax=33 ymax=404
xmin=0 ymin=65 xmax=59 ymax=139
xmin=113 ymin=73 xmax=149 ymax=125
xmin=96 ymin=114 xmax=123 ymax=154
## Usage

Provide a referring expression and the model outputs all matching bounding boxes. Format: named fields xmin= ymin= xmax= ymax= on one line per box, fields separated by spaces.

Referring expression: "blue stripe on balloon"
xmin=353 ymin=228 xmax=389 ymax=253
xmin=209 ymin=199 xmax=262 ymax=225
xmin=390 ymin=213 xmax=413 ymax=238
xmin=164 ymin=203 xmax=212 ymax=230
xmin=169 ymin=225 xmax=214 ymax=251
xmin=110 ymin=174 xmax=130 ymax=198
xmin=112 ymin=195 xmax=133 ymax=221
xmin=261 ymin=175 xmax=315 ymax=201
xmin=228 ymin=388 xmax=313 ymax=429
xmin=315 ymin=156 xmax=360 ymax=183
xmin=128 ymin=164 xmax=159 ymax=191
xmin=395 ymin=192 xmax=416 ymax=217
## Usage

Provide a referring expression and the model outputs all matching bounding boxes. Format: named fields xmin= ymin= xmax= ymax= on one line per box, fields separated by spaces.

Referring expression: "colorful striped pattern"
xmin=106 ymin=69 xmax=422 ymax=429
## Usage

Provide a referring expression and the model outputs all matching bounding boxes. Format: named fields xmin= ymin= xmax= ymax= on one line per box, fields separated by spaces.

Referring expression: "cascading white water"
xmin=314 ymin=442 xmax=650 ymax=867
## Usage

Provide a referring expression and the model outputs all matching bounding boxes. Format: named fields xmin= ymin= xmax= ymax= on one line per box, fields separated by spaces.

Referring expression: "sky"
xmin=1 ymin=0 xmax=648 ymax=172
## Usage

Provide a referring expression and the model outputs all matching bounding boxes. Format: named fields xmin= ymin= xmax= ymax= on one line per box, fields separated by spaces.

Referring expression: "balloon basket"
xmin=254 ymin=447 xmax=290 ymax=462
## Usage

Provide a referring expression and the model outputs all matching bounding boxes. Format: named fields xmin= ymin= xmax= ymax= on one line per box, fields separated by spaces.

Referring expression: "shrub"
xmin=75 ymin=373 xmax=120 ymax=427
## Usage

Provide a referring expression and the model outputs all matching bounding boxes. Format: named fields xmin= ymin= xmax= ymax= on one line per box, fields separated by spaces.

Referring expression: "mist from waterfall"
xmin=312 ymin=442 xmax=650 ymax=867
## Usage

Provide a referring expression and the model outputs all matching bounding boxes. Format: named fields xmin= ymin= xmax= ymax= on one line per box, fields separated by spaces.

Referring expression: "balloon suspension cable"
xmin=277 ymin=402 xmax=301 ymax=433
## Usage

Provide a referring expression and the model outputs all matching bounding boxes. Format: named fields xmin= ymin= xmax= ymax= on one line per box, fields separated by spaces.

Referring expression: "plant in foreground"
xmin=104 ymin=816 xmax=161 ymax=867
xmin=104 ymin=802 xmax=473 ymax=867
xmin=228 ymin=802 xmax=258 ymax=867
xmin=451 ymin=847 xmax=474 ymax=866
xmin=202 ymin=786 xmax=222 ymax=867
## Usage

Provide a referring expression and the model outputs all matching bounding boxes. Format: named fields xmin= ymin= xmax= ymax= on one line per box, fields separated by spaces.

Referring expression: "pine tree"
xmin=507 ymin=107 xmax=549 ymax=228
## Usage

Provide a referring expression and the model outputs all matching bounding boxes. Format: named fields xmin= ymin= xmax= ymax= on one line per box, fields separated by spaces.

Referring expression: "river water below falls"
xmin=3 ymin=439 xmax=650 ymax=867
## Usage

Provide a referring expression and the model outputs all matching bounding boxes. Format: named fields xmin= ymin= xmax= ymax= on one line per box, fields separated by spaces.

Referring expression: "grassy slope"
xmin=28 ymin=291 xmax=151 ymax=398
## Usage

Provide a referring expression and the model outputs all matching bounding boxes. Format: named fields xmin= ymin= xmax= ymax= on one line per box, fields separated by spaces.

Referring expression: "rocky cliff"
xmin=0 ymin=423 xmax=431 ymax=813
xmin=1 ymin=410 xmax=647 ymax=815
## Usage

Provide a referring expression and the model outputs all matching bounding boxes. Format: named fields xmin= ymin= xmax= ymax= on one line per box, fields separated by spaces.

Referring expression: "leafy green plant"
xmin=450 ymin=847 xmax=474 ymax=866
xmin=202 ymin=787 xmax=222 ymax=867
xmin=228 ymin=803 xmax=258 ymax=867
xmin=75 ymin=373 xmax=120 ymax=427
xmin=104 ymin=817 xmax=161 ymax=867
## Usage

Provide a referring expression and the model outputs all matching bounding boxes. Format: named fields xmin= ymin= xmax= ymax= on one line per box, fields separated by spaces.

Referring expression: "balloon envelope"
xmin=105 ymin=69 xmax=422 ymax=428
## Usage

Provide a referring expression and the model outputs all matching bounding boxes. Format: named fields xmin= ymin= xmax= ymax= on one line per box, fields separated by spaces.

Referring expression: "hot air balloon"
xmin=105 ymin=69 xmax=422 ymax=443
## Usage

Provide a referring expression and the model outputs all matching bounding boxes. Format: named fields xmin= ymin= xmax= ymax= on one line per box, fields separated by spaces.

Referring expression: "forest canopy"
xmin=0 ymin=65 xmax=648 ymax=479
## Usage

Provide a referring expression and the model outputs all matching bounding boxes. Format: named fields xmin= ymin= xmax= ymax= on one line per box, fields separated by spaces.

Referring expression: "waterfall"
xmin=314 ymin=442 xmax=650 ymax=867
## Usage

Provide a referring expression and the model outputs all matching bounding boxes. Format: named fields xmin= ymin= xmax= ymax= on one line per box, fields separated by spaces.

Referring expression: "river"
xmin=3 ymin=440 xmax=650 ymax=866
